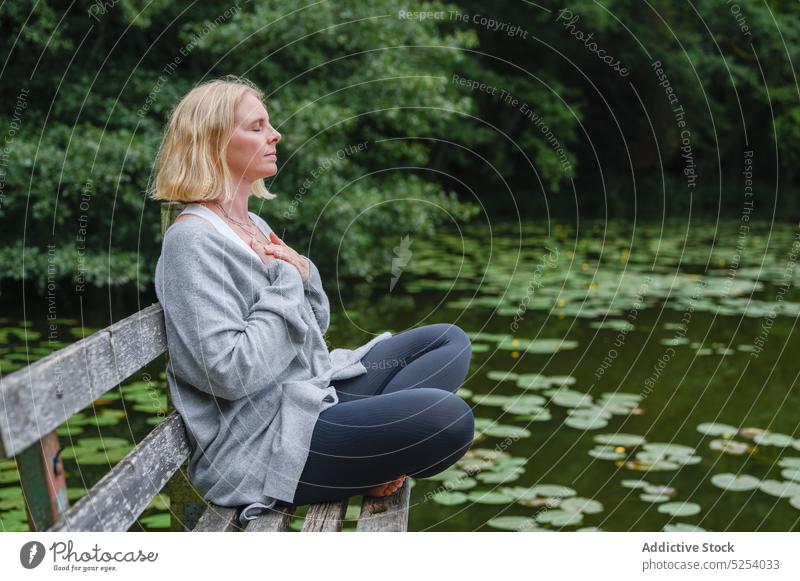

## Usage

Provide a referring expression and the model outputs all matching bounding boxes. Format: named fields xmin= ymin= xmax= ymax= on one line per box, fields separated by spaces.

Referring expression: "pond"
xmin=2 ymin=218 xmax=800 ymax=532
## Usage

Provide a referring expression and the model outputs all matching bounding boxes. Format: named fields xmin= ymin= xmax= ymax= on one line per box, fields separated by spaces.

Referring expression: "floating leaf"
xmin=697 ymin=422 xmax=738 ymax=437
xmin=487 ymin=370 xmax=519 ymax=382
xmin=530 ymin=484 xmax=576 ymax=498
xmin=565 ymin=416 xmax=608 ymax=430
xmin=710 ymin=473 xmax=760 ymax=491
xmin=759 ymin=480 xmax=800 ymax=498
xmin=640 ymin=493 xmax=672 ymax=503
xmin=479 ymin=423 xmax=531 ymax=439
xmin=431 ymin=491 xmax=469 ymax=506
xmin=486 ymin=516 xmax=545 ymax=531
xmin=658 ymin=502 xmax=701 ymax=517
xmin=781 ymin=469 xmax=800 ymax=483
xmin=779 ymin=457 xmax=800 ymax=469
xmin=560 ymin=497 xmax=603 ymax=514
xmin=594 ymin=433 xmax=647 ymax=447
xmin=535 ymin=509 xmax=582 ymax=527
xmin=753 ymin=432 xmax=795 ymax=447
xmin=709 ymin=439 xmax=751 ymax=455
xmin=515 ymin=374 xmax=550 ymax=390
xmin=644 ymin=484 xmax=676 ymax=497
xmin=476 ymin=469 xmax=524 ymax=484
xmin=467 ymin=490 xmax=515 ymax=504
xmin=663 ymin=523 xmax=706 ymax=532
xmin=621 ymin=479 xmax=650 ymax=489
xmin=589 ymin=445 xmax=626 ymax=461
xmin=473 ymin=394 xmax=513 ymax=407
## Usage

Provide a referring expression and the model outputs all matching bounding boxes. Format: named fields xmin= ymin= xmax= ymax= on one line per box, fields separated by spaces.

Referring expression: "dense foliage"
xmin=0 ymin=1 xmax=797 ymax=292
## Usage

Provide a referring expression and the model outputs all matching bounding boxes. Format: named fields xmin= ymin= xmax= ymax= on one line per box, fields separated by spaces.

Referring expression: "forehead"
xmin=235 ymin=92 xmax=269 ymax=122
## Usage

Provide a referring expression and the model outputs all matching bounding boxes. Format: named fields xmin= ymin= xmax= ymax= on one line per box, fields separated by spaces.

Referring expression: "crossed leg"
xmin=331 ymin=323 xmax=473 ymax=401
xmin=290 ymin=323 xmax=474 ymax=506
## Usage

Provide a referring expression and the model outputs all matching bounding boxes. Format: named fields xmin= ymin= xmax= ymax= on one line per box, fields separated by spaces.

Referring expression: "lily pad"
xmin=467 ymin=490 xmax=515 ymax=504
xmin=781 ymin=469 xmax=800 ymax=483
xmin=779 ymin=457 xmax=800 ymax=469
xmin=530 ymin=484 xmax=576 ymax=498
xmin=709 ymin=439 xmax=751 ymax=455
xmin=753 ymin=432 xmax=795 ymax=447
xmin=621 ymin=479 xmax=650 ymax=489
xmin=697 ymin=422 xmax=738 ymax=437
xmin=663 ymin=523 xmax=706 ymax=532
xmin=564 ymin=415 xmax=609 ymax=430
xmin=759 ymin=480 xmax=800 ymax=498
xmin=535 ymin=509 xmax=583 ymax=527
xmin=640 ymin=493 xmax=672 ymax=503
xmin=657 ymin=501 xmax=701 ymax=517
xmin=594 ymin=433 xmax=647 ymax=447
xmin=479 ymin=423 xmax=531 ymax=439
xmin=560 ymin=497 xmax=603 ymax=514
xmin=487 ymin=370 xmax=519 ymax=382
xmin=486 ymin=515 xmax=544 ymax=531
xmin=710 ymin=473 xmax=761 ymax=491
xmin=431 ymin=490 xmax=469 ymax=506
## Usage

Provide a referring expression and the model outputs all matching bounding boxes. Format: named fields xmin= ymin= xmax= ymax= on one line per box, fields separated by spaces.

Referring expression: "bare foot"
xmin=364 ymin=475 xmax=407 ymax=498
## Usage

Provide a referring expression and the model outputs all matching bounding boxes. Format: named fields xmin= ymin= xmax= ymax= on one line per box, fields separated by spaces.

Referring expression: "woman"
xmin=150 ymin=75 xmax=475 ymax=525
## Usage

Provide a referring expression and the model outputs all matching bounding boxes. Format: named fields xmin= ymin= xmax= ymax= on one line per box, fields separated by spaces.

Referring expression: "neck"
xmin=208 ymin=184 xmax=251 ymax=222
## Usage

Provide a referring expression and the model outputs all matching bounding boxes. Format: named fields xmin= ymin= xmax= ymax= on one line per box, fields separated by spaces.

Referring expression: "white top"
xmin=179 ymin=203 xmax=271 ymax=260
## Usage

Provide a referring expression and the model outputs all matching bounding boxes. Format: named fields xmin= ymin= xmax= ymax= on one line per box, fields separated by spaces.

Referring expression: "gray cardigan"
xmin=154 ymin=204 xmax=391 ymax=523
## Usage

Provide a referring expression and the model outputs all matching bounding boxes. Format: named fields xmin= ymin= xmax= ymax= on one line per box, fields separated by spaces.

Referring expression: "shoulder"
xmin=162 ymin=215 xmax=223 ymax=258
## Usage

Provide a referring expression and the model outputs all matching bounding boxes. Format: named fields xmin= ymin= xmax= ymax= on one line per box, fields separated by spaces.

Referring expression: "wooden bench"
xmin=0 ymin=202 xmax=410 ymax=533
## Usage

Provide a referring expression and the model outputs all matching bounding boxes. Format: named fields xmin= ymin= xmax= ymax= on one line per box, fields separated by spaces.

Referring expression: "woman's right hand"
xmin=250 ymin=238 xmax=281 ymax=265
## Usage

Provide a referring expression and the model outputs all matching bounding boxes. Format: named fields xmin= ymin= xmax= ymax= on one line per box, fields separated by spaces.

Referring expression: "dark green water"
xmin=2 ymin=219 xmax=800 ymax=531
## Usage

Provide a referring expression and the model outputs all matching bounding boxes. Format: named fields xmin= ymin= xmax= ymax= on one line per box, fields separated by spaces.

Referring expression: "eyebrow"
xmin=248 ymin=114 xmax=270 ymax=123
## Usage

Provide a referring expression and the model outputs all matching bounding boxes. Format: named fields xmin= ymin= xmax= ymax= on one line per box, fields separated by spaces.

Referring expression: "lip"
xmin=264 ymin=152 xmax=277 ymax=158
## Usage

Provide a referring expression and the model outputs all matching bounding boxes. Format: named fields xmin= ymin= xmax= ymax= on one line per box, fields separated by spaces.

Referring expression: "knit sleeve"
xmin=301 ymin=255 xmax=330 ymax=335
xmin=158 ymin=226 xmax=309 ymax=401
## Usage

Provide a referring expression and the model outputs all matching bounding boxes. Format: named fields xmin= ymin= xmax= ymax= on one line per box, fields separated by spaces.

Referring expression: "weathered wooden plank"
xmin=16 ymin=432 xmax=69 ymax=531
xmin=356 ymin=481 xmax=411 ymax=532
xmin=47 ymin=412 xmax=189 ymax=532
xmin=300 ymin=499 xmax=349 ymax=532
xmin=193 ymin=505 xmax=240 ymax=532
xmin=161 ymin=201 xmax=185 ymax=237
xmin=243 ymin=503 xmax=296 ymax=532
xmin=0 ymin=303 xmax=167 ymax=458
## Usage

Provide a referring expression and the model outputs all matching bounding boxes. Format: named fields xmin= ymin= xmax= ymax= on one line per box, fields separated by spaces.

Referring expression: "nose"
xmin=269 ymin=128 xmax=281 ymax=145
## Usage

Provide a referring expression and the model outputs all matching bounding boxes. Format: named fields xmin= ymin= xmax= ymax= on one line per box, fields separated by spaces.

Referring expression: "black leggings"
xmin=290 ymin=323 xmax=475 ymax=506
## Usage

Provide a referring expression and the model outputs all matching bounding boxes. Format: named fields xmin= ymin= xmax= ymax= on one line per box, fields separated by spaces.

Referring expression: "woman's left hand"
xmin=263 ymin=231 xmax=310 ymax=282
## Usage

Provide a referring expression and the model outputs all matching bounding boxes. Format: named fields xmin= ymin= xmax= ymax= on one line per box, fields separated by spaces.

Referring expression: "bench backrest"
xmin=0 ymin=202 xmax=188 ymax=531
xmin=0 ymin=303 xmax=192 ymax=531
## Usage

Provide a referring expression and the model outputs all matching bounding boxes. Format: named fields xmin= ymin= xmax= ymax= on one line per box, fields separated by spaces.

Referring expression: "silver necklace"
xmin=212 ymin=202 xmax=260 ymax=243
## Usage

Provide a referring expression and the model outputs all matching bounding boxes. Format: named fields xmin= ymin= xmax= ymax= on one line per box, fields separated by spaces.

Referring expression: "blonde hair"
xmin=148 ymin=75 xmax=277 ymax=203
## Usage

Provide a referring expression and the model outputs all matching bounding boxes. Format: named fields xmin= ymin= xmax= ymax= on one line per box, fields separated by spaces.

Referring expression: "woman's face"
xmin=225 ymin=92 xmax=282 ymax=183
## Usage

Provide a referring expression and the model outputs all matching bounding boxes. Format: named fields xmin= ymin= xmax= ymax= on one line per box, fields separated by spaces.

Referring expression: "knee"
xmin=443 ymin=323 xmax=470 ymax=347
xmin=441 ymin=323 xmax=472 ymax=362
xmin=427 ymin=389 xmax=475 ymax=452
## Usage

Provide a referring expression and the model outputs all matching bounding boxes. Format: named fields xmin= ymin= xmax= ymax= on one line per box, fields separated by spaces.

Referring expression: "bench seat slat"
xmin=243 ymin=503 xmax=296 ymax=532
xmin=0 ymin=303 xmax=167 ymax=458
xmin=357 ymin=481 xmax=411 ymax=532
xmin=193 ymin=505 xmax=240 ymax=532
xmin=48 ymin=412 xmax=189 ymax=532
xmin=301 ymin=499 xmax=349 ymax=532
